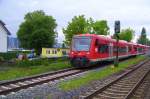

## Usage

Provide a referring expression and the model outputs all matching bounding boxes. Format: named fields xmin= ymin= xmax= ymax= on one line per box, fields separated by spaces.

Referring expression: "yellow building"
xmin=41 ymin=48 xmax=70 ymax=58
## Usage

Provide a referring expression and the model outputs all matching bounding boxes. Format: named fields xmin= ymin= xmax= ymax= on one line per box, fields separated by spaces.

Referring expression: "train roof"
xmin=74 ymin=33 xmax=149 ymax=47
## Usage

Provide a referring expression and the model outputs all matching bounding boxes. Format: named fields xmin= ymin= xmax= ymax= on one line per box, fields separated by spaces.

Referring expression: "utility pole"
xmin=114 ymin=21 xmax=120 ymax=67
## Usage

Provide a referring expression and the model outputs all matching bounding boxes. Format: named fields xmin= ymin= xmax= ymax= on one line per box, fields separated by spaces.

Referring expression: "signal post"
xmin=114 ymin=21 xmax=120 ymax=67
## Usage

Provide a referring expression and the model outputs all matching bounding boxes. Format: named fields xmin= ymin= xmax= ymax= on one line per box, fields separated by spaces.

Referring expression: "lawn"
xmin=0 ymin=59 xmax=71 ymax=81
xmin=59 ymin=56 xmax=147 ymax=91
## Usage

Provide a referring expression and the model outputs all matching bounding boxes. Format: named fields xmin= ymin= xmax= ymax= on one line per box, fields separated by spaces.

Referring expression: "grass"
xmin=0 ymin=61 xmax=71 ymax=81
xmin=59 ymin=56 xmax=147 ymax=91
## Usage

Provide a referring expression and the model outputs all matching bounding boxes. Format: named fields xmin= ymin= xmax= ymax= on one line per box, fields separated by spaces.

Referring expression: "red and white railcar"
xmin=69 ymin=34 xmax=149 ymax=67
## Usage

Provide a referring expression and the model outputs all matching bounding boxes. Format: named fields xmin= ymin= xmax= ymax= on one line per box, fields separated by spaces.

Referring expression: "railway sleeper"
xmin=106 ymin=88 xmax=129 ymax=93
xmin=113 ymin=84 xmax=134 ymax=88
xmin=96 ymin=93 xmax=124 ymax=99
xmin=115 ymin=83 xmax=136 ymax=86
xmin=109 ymin=86 xmax=131 ymax=91
xmin=102 ymin=90 xmax=127 ymax=97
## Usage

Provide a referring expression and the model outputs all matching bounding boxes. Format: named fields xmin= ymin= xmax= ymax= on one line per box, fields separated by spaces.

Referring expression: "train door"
xmin=126 ymin=46 xmax=129 ymax=56
xmin=109 ymin=43 xmax=113 ymax=60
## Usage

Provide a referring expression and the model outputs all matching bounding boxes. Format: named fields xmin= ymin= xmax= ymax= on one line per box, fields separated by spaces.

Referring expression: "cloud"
xmin=0 ymin=0 xmax=150 ymax=42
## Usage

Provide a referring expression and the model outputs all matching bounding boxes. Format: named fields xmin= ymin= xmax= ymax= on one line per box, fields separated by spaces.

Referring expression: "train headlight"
xmin=95 ymin=48 xmax=98 ymax=52
xmin=87 ymin=52 xmax=90 ymax=55
xmin=71 ymin=52 xmax=74 ymax=54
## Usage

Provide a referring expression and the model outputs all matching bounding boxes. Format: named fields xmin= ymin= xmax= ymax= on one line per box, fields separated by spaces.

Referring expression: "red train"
xmin=69 ymin=34 xmax=149 ymax=67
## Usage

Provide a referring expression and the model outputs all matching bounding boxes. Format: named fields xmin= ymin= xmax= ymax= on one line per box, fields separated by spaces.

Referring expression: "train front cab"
xmin=70 ymin=34 xmax=116 ymax=67
xmin=69 ymin=35 xmax=94 ymax=67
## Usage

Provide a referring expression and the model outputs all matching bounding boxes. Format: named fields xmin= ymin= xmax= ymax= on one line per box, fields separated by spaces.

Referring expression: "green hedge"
xmin=0 ymin=56 xmax=4 ymax=62
xmin=16 ymin=59 xmax=50 ymax=67
xmin=0 ymin=52 xmax=17 ymax=61
xmin=16 ymin=57 xmax=69 ymax=67
xmin=0 ymin=51 xmax=31 ymax=61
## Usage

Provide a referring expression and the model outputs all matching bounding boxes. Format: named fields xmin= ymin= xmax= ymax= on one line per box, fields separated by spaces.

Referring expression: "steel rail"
xmin=0 ymin=68 xmax=83 ymax=95
xmin=124 ymin=68 xmax=150 ymax=99
xmin=84 ymin=59 xmax=150 ymax=99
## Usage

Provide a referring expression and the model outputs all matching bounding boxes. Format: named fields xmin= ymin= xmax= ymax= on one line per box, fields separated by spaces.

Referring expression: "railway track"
xmin=0 ymin=67 xmax=86 ymax=95
xmin=0 ymin=57 xmax=117 ymax=96
xmin=80 ymin=59 xmax=150 ymax=99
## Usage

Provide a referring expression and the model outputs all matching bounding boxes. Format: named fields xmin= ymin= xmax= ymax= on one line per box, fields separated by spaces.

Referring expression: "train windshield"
xmin=72 ymin=37 xmax=91 ymax=51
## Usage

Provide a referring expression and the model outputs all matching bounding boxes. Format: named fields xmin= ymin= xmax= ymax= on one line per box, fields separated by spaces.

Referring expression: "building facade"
xmin=0 ymin=20 xmax=11 ymax=52
xmin=8 ymin=37 xmax=20 ymax=51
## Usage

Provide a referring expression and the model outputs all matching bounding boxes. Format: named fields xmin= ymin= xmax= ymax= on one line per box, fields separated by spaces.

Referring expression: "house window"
xmin=52 ymin=50 xmax=55 ymax=54
xmin=55 ymin=50 xmax=57 ymax=54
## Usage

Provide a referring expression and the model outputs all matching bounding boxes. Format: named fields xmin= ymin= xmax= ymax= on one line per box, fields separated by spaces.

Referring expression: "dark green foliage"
xmin=63 ymin=15 xmax=87 ymax=45
xmin=113 ymin=28 xmax=134 ymax=42
xmin=146 ymin=39 xmax=150 ymax=46
xmin=0 ymin=51 xmax=31 ymax=61
xmin=63 ymin=15 xmax=109 ymax=45
xmin=137 ymin=27 xmax=149 ymax=45
xmin=119 ymin=28 xmax=134 ymax=42
xmin=62 ymin=43 xmax=66 ymax=48
xmin=0 ymin=52 xmax=17 ymax=61
xmin=17 ymin=10 xmax=57 ymax=54
xmin=0 ymin=56 xmax=4 ymax=62
xmin=92 ymin=20 xmax=109 ymax=35
xmin=16 ymin=57 xmax=68 ymax=67
xmin=16 ymin=58 xmax=49 ymax=67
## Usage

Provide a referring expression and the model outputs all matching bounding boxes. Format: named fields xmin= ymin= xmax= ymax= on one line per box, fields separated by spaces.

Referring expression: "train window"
xmin=119 ymin=47 xmax=127 ymax=53
xmin=113 ymin=46 xmax=117 ymax=53
xmin=138 ymin=48 xmax=142 ymax=52
xmin=72 ymin=37 xmax=91 ymax=51
xmin=129 ymin=47 xmax=132 ymax=52
xmin=98 ymin=44 xmax=108 ymax=53
xmin=113 ymin=47 xmax=126 ymax=53
xmin=134 ymin=47 xmax=137 ymax=51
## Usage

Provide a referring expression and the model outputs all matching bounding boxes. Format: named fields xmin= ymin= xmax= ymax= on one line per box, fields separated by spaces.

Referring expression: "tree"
xmin=84 ymin=17 xmax=94 ymax=33
xmin=146 ymin=39 xmax=150 ymax=46
xmin=137 ymin=27 xmax=147 ymax=45
xmin=63 ymin=15 xmax=87 ymax=45
xmin=17 ymin=10 xmax=57 ymax=55
xmin=92 ymin=20 xmax=109 ymax=35
xmin=62 ymin=43 xmax=66 ymax=48
xmin=63 ymin=15 xmax=110 ymax=45
xmin=118 ymin=28 xmax=134 ymax=42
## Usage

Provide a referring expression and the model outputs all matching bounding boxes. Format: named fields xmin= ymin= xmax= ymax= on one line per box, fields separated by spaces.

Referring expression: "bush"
xmin=16 ymin=58 xmax=50 ymax=67
xmin=0 ymin=56 xmax=4 ymax=62
xmin=0 ymin=52 xmax=17 ymax=61
xmin=0 ymin=51 xmax=31 ymax=61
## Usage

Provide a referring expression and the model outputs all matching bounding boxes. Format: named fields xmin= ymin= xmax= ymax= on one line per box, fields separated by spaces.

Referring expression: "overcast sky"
xmin=0 ymin=0 xmax=150 ymax=43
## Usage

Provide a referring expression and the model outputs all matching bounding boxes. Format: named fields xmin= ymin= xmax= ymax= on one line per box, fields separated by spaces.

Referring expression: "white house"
xmin=0 ymin=20 xmax=11 ymax=52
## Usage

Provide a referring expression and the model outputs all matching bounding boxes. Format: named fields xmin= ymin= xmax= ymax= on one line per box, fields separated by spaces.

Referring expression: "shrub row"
xmin=0 ymin=51 xmax=31 ymax=61
xmin=0 ymin=56 xmax=4 ymax=62
xmin=16 ymin=57 xmax=69 ymax=67
xmin=0 ymin=52 xmax=17 ymax=61
xmin=16 ymin=58 xmax=51 ymax=67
